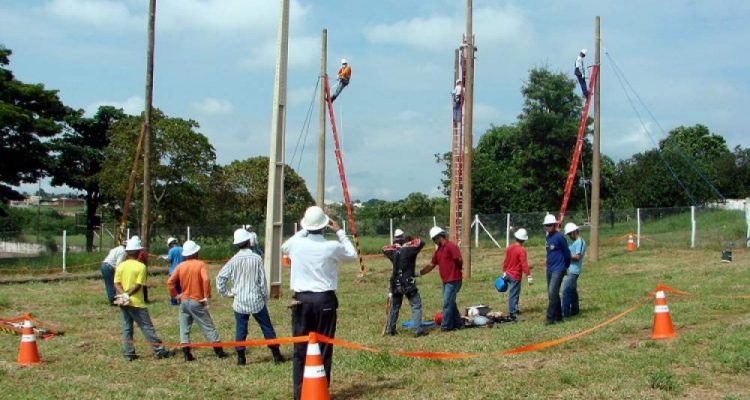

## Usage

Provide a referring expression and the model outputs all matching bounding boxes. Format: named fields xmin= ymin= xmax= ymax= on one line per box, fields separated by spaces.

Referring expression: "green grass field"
xmin=0 ymin=239 xmax=748 ymax=399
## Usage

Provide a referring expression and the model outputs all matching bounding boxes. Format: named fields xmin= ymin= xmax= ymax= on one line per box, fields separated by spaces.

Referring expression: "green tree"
xmin=50 ymin=106 xmax=126 ymax=251
xmin=0 ymin=46 xmax=68 ymax=201
xmin=209 ymin=157 xmax=314 ymax=231
xmin=99 ymin=110 xmax=216 ymax=229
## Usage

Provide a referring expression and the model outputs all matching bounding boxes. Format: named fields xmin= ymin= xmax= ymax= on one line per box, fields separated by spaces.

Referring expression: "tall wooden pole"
xmin=316 ymin=29 xmax=327 ymax=207
xmin=141 ymin=0 xmax=156 ymax=251
xmin=590 ymin=16 xmax=601 ymax=261
xmin=449 ymin=48 xmax=459 ymax=242
xmin=461 ymin=0 xmax=474 ymax=278
xmin=263 ymin=0 xmax=289 ymax=299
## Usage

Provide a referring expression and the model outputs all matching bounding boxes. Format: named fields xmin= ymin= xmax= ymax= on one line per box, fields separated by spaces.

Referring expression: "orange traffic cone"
xmin=626 ymin=234 xmax=636 ymax=252
xmin=17 ymin=319 xmax=41 ymax=366
xmin=301 ymin=332 xmax=330 ymax=400
xmin=651 ymin=290 xmax=677 ymax=339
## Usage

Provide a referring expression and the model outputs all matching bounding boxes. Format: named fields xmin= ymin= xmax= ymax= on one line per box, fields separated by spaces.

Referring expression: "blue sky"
xmin=3 ymin=0 xmax=749 ymax=201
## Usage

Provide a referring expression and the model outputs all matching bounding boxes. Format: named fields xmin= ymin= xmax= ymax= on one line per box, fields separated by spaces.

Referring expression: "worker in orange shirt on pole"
xmin=331 ymin=58 xmax=351 ymax=102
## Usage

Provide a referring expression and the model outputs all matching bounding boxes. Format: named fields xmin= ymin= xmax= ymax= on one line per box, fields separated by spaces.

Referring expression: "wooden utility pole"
xmin=263 ymin=0 xmax=290 ymax=299
xmin=590 ymin=16 xmax=601 ymax=261
xmin=317 ymin=29 xmax=327 ymax=207
xmin=141 ymin=0 xmax=156 ymax=250
xmin=461 ymin=0 xmax=474 ymax=279
xmin=449 ymin=48 xmax=459 ymax=242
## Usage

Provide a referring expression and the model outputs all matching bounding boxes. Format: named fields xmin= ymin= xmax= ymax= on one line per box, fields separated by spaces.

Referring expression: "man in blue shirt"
xmin=543 ymin=214 xmax=571 ymax=325
xmin=164 ymin=237 xmax=184 ymax=305
xmin=563 ymin=223 xmax=586 ymax=317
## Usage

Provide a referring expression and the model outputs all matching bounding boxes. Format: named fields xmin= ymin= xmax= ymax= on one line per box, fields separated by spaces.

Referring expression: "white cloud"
xmin=364 ymin=5 xmax=531 ymax=52
xmin=190 ymin=97 xmax=235 ymax=116
xmin=240 ymin=35 xmax=318 ymax=70
xmin=44 ymin=0 xmax=142 ymax=31
xmin=85 ymin=96 xmax=144 ymax=116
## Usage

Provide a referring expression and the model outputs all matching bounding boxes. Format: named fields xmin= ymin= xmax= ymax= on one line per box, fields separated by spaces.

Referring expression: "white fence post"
xmin=126 ymin=228 xmax=130 ymax=240
xmin=505 ymin=213 xmax=511 ymax=248
xmin=690 ymin=206 xmax=696 ymax=248
xmin=474 ymin=214 xmax=479 ymax=248
xmin=636 ymin=208 xmax=641 ymax=248
xmin=187 ymin=226 xmax=191 ymax=241
xmin=389 ymin=218 xmax=393 ymax=244
xmin=62 ymin=230 xmax=67 ymax=273
xmin=343 ymin=220 xmax=346 ymax=234
xmin=745 ymin=198 xmax=750 ymax=247
xmin=433 ymin=216 xmax=437 ymax=227
xmin=294 ymin=222 xmax=298 ymax=234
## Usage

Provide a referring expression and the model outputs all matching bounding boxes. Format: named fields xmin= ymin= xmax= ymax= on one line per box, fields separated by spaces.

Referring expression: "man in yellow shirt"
xmin=114 ymin=237 xmax=174 ymax=361
xmin=331 ymin=59 xmax=351 ymax=102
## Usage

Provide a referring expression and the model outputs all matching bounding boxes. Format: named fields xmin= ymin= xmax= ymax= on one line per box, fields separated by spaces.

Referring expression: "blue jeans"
xmin=179 ymin=299 xmax=220 ymax=344
xmin=562 ymin=273 xmax=580 ymax=317
xmin=441 ymin=280 xmax=463 ymax=331
xmin=234 ymin=306 xmax=279 ymax=352
xmin=453 ymin=102 xmax=462 ymax=122
xmin=386 ymin=290 xmax=423 ymax=334
xmin=100 ymin=263 xmax=115 ymax=304
xmin=546 ymin=270 xmax=565 ymax=322
xmin=169 ymin=281 xmax=182 ymax=306
xmin=577 ymin=75 xmax=589 ymax=99
xmin=507 ymin=277 xmax=521 ymax=316
xmin=120 ymin=306 xmax=167 ymax=358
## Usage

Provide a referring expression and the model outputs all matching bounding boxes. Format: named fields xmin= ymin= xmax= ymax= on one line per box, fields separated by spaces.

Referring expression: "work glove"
xmin=502 ymin=272 xmax=508 ymax=279
xmin=114 ymin=293 xmax=130 ymax=306
xmin=527 ymin=276 xmax=534 ymax=285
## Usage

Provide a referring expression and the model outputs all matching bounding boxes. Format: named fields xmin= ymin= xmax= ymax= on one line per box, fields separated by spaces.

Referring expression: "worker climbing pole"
xmin=449 ymin=43 xmax=467 ymax=243
xmin=559 ymin=64 xmax=599 ymax=223
xmin=323 ymin=76 xmax=366 ymax=277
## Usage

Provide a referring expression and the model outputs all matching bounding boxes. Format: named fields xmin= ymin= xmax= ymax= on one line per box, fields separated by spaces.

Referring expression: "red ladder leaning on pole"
xmin=323 ymin=76 xmax=366 ymax=277
xmin=559 ymin=64 xmax=599 ymax=223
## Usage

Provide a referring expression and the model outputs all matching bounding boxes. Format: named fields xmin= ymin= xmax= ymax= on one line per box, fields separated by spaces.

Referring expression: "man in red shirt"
xmin=420 ymin=226 xmax=463 ymax=332
xmin=502 ymin=228 xmax=534 ymax=318
xmin=167 ymin=240 xmax=228 ymax=362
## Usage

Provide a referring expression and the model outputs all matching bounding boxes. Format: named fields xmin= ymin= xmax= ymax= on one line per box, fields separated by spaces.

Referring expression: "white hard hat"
xmin=455 ymin=79 xmax=461 ymax=84
xmin=564 ymin=222 xmax=580 ymax=235
xmin=514 ymin=228 xmax=528 ymax=241
xmin=233 ymin=228 xmax=253 ymax=245
xmin=181 ymin=240 xmax=201 ymax=257
xmin=580 ymin=48 xmax=588 ymax=55
xmin=300 ymin=206 xmax=330 ymax=231
xmin=341 ymin=58 xmax=348 ymax=64
xmin=394 ymin=229 xmax=405 ymax=237
xmin=429 ymin=226 xmax=445 ymax=239
xmin=125 ymin=237 xmax=143 ymax=251
xmin=166 ymin=237 xmax=178 ymax=246
xmin=543 ymin=214 xmax=558 ymax=225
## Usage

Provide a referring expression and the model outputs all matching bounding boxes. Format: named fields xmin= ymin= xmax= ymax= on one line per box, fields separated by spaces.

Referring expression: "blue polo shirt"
xmin=167 ymin=246 xmax=184 ymax=275
xmin=568 ymin=238 xmax=586 ymax=275
xmin=545 ymin=231 xmax=571 ymax=273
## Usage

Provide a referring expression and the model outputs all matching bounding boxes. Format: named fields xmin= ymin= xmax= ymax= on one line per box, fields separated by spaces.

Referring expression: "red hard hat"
xmin=434 ymin=312 xmax=443 ymax=326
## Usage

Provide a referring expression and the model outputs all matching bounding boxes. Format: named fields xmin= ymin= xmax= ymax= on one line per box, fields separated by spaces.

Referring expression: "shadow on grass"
xmin=333 ymin=378 xmax=403 ymax=399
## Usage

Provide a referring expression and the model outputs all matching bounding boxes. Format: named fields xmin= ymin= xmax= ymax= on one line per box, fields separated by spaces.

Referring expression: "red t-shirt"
xmin=502 ymin=243 xmax=530 ymax=281
xmin=431 ymin=240 xmax=463 ymax=283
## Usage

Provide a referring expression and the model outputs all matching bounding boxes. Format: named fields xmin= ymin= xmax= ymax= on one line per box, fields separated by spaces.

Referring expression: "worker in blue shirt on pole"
xmin=542 ymin=214 xmax=571 ymax=325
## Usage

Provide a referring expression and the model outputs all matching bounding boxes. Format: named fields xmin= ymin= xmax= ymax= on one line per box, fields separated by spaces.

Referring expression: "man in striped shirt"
xmin=216 ymin=228 xmax=285 ymax=366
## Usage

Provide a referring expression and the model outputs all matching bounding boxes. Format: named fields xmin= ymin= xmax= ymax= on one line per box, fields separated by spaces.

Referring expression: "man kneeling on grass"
xmin=167 ymin=240 xmax=228 ymax=362
xmin=114 ymin=236 xmax=174 ymax=361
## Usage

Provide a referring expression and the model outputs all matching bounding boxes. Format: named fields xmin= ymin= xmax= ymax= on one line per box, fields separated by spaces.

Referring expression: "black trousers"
xmin=292 ymin=291 xmax=338 ymax=400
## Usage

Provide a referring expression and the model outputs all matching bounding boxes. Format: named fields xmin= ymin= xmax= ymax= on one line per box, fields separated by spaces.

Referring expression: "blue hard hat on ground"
xmin=495 ymin=277 xmax=508 ymax=292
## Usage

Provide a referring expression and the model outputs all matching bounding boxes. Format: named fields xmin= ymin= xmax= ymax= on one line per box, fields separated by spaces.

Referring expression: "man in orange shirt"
xmin=167 ymin=240 xmax=228 ymax=362
xmin=331 ymin=59 xmax=351 ymax=102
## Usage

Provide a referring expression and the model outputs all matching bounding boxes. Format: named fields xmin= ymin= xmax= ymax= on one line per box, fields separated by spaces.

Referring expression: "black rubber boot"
xmin=271 ymin=346 xmax=286 ymax=364
xmin=236 ymin=350 xmax=246 ymax=366
xmin=213 ymin=346 xmax=229 ymax=359
xmin=182 ymin=347 xmax=195 ymax=362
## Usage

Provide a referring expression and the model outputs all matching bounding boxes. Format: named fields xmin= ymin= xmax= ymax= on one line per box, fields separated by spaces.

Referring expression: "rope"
xmin=604 ymin=50 xmax=697 ymax=205
xmin=288 ymin=78 xmax=321 ymax=173
xmin=604 ymin=50 xmax=725 ymax=202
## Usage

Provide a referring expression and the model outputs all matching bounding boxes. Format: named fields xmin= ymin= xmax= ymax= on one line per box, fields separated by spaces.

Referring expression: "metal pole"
xmin=474 ymin=214 xmax=479 ymax=248
xmin=636 ymin=208 xmax=641 ymax=248
xmin=140 ymin=0 xmax=157 ymax=259
xmin=506 ymin=213 xmax=510 ymax=248
xmin=389 ymin=218 xmax=393 ymax=244
xmin=127 ymin=228 xmax=131 ymax=240
xmin=433 ymin=216 xmax=437 ymax=227
xmin=62 ymin=230 xmax=67 ymax=273
xmin=461 ymin=0 xmax=474 ymax=278
xmin=316 ymin=29 xmax=327 ymax=206
xmin=691 ymin=206 xmax=696 ymax=248
xmin=263 ymin=0 xmax=290 ymax=299
xmin=590 ymin=16 xmax=601 ymax=262
xmin=187 ymin=226 xmax=191 ymax=241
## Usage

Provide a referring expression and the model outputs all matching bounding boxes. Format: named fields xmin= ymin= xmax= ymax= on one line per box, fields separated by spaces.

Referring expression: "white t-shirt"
xmin=575 ymin=56 xmax=586 ymax=78
xmin=103 ymin=246 xmax=126 ymax=267
xmin=281 ymin=229 xmax=357 ymax=292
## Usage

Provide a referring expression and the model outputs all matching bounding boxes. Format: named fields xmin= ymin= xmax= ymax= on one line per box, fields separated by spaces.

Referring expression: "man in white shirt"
xmin=452 ymin=79 xmax=463 ymax=123
xmin=281 ymin=206 xmax=357 ymax=400
xmin=574 ymin=48 xmax=589 ymax=99
xmin=100 ymin=241 xmax=126 ymax=305
xmin=216 ymin=228 xmax=285 ymax=366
